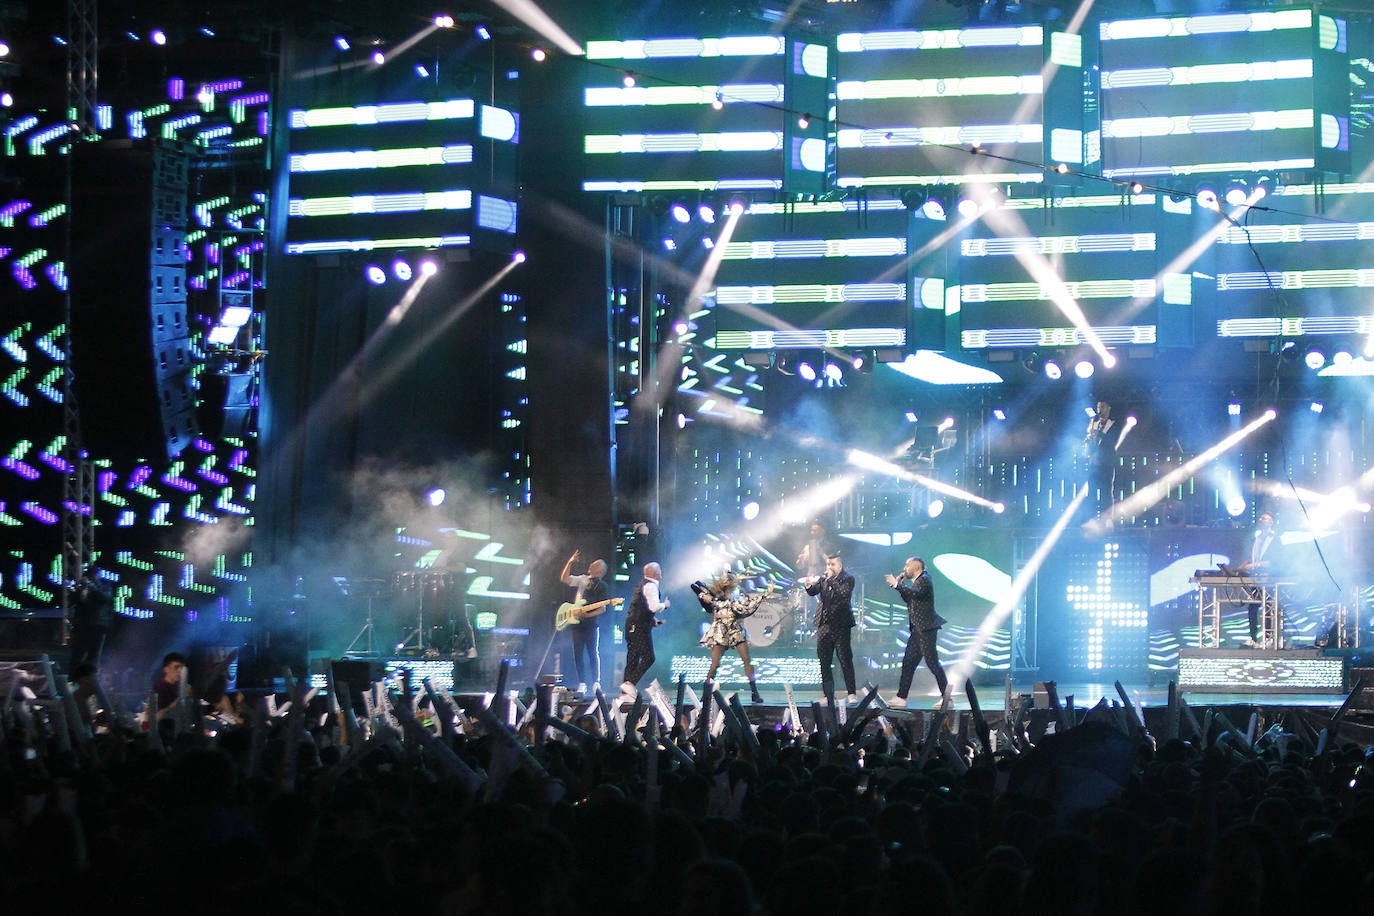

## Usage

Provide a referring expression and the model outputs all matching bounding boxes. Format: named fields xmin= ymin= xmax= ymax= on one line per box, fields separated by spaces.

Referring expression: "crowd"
xmin=2 ymin=660 xmax=1374 ymax=916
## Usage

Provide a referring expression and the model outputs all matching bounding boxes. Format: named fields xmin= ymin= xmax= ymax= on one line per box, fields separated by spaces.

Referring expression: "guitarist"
xmin=560 ymin=549 xmax=609 ymax=696
xmin=619 ymin=561 xmax=669 ymax=702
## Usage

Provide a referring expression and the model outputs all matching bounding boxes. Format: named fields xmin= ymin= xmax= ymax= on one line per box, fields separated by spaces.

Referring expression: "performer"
xmin=619 ymin=561 xmax=669 ymax=700
xmin=795 ymin=521 xmax=831 ymax=581
xmin=1237 ymin=511 xmax=1281 ymax=647
xmin=884 ymin=557 xmax=948 ymax=707
xmin=559 ymin=549 xmax=609 ymax=695
xmin=791 ymin=521 xmax=833 ymax=640
xmin=694 ymin=573 xmax=772 ymax=703
xmin=1083 ymin=400 xmax=1117 ymax=515
xmin=803 ymin=553 xmax=858 ymax=704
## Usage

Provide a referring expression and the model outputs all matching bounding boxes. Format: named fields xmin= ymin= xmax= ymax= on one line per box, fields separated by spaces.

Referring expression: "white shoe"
xmin=889 ymin=696 xmax=908 ymax=708
xmin=818 ymin=696 xmax=831 ymax=706
xmin=846 ymin=694 xmax=860 ymax=704
xmin=576 ymin=682 xmax=587 ymax=694
xmin=620 ymin=682 xmax=637 ymax=697
xmin=1242 ymin=638 xmax=1261 ymax=648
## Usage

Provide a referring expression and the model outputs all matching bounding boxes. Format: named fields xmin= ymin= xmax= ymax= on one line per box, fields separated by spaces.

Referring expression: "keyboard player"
xmin=1235 ymin=511 xmax=1280 ymax=647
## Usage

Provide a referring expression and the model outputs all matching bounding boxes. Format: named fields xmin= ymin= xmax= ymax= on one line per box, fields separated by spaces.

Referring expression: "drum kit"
xmin=343 ymin=570 xmax=466 ymax=658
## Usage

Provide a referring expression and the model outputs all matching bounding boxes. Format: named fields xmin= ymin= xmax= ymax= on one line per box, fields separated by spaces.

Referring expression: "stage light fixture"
xmin=992 ymin=408 xmax=1007 ymax=421
xmin=512 ymin=250 xmax=527 ymax=263
xmin=672 ymin=320 xmax=689 ymax=336
xmin=2 ymin=92 xmax=14 ymax=107
xmin=901 ymin=189 xmax=927 ymax=211
xmin=1310 ymin=401 xmax=1324 ymax=413
xmin=797 ymin=113 xmax=810 ymax=129
xmin=711 ymin=92 xmax=724 ymax=110
xmin=1227 ymin=401 xmax=1241 ymax=417
xmin=662 ymin=238 xmax=677 ymax=251
xmin=823 ymin=362 xmax=843 ymax=384
xmin=904 ymin=411 xmax=918 ymax=423
xmin=392 ymin=259 xmax=412 ymax=281
xmin=676 ymin=412 xmax=689 ymax=429
xmin=797 ymin=361 xmax=817 ymax=382
xmin=669 ymin=203 xmax=691 ymax=224
xmin=701 ymin=237 xmax=714 ymax=249
xmin=920 ymin=198 xmax=946 ymax=221
xmin=415 ymin=63 xmax=430 ymax=78
xmin=1073 ymin=359 xmax=1094 ymax=379
xmin=927 ymin=498 xmax=945 ymax=519
xmin=1226 ymin=496 xmax=1246 ymax=517
xmin=1333 ymin=350 xmax=1352 ymax=366
xmin=1022 ymin=352 xmax=1042 ymax=374
xmin=1130 ymin=181 xmax=1144 ymax=194
xmin=334 ymin=35 xmax=350 ymax=51
xmin=776 ymin=356 xmax=795 ymax=376
xmin=371 ymin=50 xmax=385 ymax=65
xmin=419 ymin=259 xmax=438 ymax=277
xmin=726 ymin=199 xmax=745 ymax=216
xmin=622 ymin=71 xmax=636 ymax=88
xmin=1043 ymin=359 xmax=1062 ymax=380
xmin=1224 ymin=179 xmax=1249 ymax=207
xmin=956 ymin=192 xmax=980 ymax=219
xmin=742 ymin=501 xmax=760 ymax=521
xmin=426 ymin=487 xmax=446 ymax=507
xmin=1304 ymin=347 xmax=1326 ymax=370
xmin=434 ymin=14 xmax=455 ymax=28
xmin=697 ymin=202 xmax=716 ymax=224
xmin=150 ymin=29 xmax=167 ymax=46
xmin=531 ymin=47 xmax=546 ymax=61
xmin=366 ymin=265 xmax=387 ymax=285
xmin=1195 ymin=183 xmax=1220 ymax=211
xmin=475 ymin=25 xmax=491 ymax=40
xmin=0 ymin=42 xmax=9 ymax=57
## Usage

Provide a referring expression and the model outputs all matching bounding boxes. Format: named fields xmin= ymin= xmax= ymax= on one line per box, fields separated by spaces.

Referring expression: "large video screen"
xmin=284 ymin=97 xmax=519 ymax=255
xmin=709 ymin=198 xmax=911 ymax=350
xmin=834 ymin=25 xmax=1091 ymax=189
xmin=951 ymin=194 xmax=1195 ymax=351
xmin=1098 ymin=8 xmax=1349 ymax=181
xmin=1208 ymin=181 xmax=1374 ymax=341
xmin=581 ymin=35 xmax=831 ymax=194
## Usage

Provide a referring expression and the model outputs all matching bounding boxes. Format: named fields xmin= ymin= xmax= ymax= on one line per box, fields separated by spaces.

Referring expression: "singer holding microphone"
xmin=1083 ymin=400 xmax=1117 ymax=515
xmin=884 ymin=557 xmax=948 ymax=708
xmin=802 ymin=552 xmax=857 ymax=705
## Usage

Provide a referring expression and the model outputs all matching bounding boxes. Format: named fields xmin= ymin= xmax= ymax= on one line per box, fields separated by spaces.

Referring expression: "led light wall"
xmin=1098 ymin=8 xmax=1350 ymax=180
xmin=284 ymin=96 xmax=519 ymax=255
xmin=709 ymin=198 xmax=911 ymax=350
xmin=581 ymin=35 xmax=833 ymax=194
xmin=834 ymin=25 xmax=1095 ymax=189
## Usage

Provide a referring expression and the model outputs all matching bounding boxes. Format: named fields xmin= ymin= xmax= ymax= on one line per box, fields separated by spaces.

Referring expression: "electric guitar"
xmin=555 ymin=597 xmax=623 ymax=630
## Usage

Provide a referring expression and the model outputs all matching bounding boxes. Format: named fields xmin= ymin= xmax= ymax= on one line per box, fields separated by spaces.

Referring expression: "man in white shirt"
xmin=620 ymin=562 xmax=668 ymax=699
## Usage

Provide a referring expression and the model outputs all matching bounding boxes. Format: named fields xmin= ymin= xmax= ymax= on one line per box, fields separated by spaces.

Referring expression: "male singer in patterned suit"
xmin=803 ymin=553 xmax=857 ymax=704
xmin=884 ymin=557 xmax=948 ymax=707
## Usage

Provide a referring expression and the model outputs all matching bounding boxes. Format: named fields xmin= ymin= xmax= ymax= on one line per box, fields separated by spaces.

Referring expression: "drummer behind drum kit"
xmin=343 ymin=571 xmax=475 ymax=659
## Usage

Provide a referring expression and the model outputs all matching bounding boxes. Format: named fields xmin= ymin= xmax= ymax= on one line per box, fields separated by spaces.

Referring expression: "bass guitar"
xmin=555 ymin=597 xmax=623 ymax=630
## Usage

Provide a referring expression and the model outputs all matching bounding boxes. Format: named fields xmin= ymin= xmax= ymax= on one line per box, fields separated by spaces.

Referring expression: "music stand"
xmin=342 ymin=577 xmax=385 ymax=656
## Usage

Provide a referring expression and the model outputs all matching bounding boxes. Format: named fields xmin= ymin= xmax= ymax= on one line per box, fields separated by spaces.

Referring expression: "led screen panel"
xmin=952 ymin=195 xmax=1194 ymax=351
xmin=1208 ymin=182 xmax=1374 ymax=341
xmin=581 ymin=35 xmax=832 ymax=194
xmin=834 ymin=26 xmax=1069 ymax=189
xmin=284 ymin=98 xmax=519 ymax=255
xmin=709 ymin=198 xmax=911 ymax=350
xmin=1098 ymin=8 xmax=1350 ymax=180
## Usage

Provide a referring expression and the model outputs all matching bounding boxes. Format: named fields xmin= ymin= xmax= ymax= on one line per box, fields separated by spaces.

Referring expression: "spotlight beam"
xmin=948 ymin=487 xmax=1090 ymax=690
xmin=846 ymin=449 xmax=1002 ymax=512
xmin=1086 ymin=409 xmax=1278 ymax=534
xmin=977 ymin=203 xmax=1116 ymax=367
xmin=487 ymin=0 xmax=585 ymax=56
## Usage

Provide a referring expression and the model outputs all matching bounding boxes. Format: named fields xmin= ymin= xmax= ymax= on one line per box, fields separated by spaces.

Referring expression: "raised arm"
xmin=559 ymin=549 xmax=580 ymax=585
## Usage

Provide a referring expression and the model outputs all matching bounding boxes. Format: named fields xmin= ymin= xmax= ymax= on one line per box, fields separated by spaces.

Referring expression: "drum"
xmin=742 ymin=603 xmax=787 ymax=647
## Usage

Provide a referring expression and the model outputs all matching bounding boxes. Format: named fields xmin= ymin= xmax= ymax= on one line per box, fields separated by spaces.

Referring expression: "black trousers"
xmin=897 ymin=627 xmax=948 ymax=698
xmin=622 ymin=623 xmax=655 ymax=686
xmin=569 ymin=624 xmax=600 ymax=686
xmin=816 ymin=624 xmax=856 ymax=698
